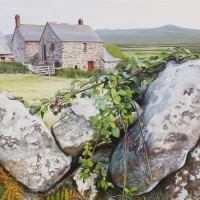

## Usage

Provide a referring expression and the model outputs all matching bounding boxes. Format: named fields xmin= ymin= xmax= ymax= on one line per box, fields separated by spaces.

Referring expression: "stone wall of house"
xmin=12 ymin=29 xmax=26 ymax=63
xmin=62 ymin=42 xmax=104 ymax=70
xmin=39 ymin=24 xmax=62 ymax=66
xmin=102 ymin=61 xmax=120 ymax=69
xmin=0 ymin=55 xmax=14 ymax=62
xmin=25 ymin=42 xmax=40 ymax=64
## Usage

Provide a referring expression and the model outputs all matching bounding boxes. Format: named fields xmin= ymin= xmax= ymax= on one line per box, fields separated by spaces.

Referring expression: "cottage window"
xmin=83 ymin=43 xmax=87 ymax=51
xmin=50 ymin=43 xmax=55 ymax=51
xmin=1 ymin=57 xmax=5 ymax=62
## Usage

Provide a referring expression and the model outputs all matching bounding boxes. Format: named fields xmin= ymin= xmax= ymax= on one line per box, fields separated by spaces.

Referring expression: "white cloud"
xmin=0 ymin=0 xmax=200 ymax=34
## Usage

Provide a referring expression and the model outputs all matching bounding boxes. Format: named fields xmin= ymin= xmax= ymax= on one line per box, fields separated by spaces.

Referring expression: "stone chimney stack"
xmin=78 ymin=18 xmax=83 ymax=25
xmin=15 ymin=15 xmax=20 ymax=28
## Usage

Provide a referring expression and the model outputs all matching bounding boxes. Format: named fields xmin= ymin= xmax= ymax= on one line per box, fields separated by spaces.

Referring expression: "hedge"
xmin=54 ymin=68 xmax=104 ymax=78
xmin=0 ymin=62 xmax=29 ymax=74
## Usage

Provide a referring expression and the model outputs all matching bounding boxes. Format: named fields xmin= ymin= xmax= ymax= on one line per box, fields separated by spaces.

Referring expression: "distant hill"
xmin=5 ymin=25 xmax=200 ymax=45
xmin=95 ymin=25 xmax=200 ymax=45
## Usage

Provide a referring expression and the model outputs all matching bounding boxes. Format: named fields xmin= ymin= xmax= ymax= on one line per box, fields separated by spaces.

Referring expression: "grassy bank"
xmin=0 ymin=74 xmax=85 ymax=128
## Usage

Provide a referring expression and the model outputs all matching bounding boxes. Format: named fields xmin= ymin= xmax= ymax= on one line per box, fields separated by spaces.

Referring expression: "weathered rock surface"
xmin=0 ymin=93 xmax=71 ymax=192
xmin=160 ymin=139 xmax=200 ymax=200
xmin=73 ymin=146 xmax=114 ymax=200
xmin=110 ymin=60 xmax=200 ymax=195
xmin=92 ymin=146 xmax=114 ymax=173
xmin=52 ymin=98 xmax=99 ymax=158
xmin=52 ymin=98 xmax=142 ymax=159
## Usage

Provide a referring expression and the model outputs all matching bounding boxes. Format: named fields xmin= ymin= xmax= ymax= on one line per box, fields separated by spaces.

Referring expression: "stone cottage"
xmin=38 ymin=20 xmax=104 ymax=70
xmin=12 ymin=15 xmax=45 ymax=64
xmin=0 ymin=30 xmax=13 ymax=62
xmin=102 ymin=48 xmax=121 ymax=69
xmin=11 ymin=15 xmax=121 ymax=71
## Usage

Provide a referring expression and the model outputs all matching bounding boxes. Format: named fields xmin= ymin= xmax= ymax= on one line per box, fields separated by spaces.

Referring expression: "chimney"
xmin=15 ymin=15 xmax=20 ymax=28
xmin=78 ymin=18 xmax=83 ymax=25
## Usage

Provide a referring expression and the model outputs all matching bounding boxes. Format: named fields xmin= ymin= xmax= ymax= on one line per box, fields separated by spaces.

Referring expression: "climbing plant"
xmin=19 ymin=47 xmax=199 ymax=197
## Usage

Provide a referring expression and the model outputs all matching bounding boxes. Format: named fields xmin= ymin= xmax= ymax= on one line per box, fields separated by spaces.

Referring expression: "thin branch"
xmin=132 ymin=101 xmax=153 ymax=181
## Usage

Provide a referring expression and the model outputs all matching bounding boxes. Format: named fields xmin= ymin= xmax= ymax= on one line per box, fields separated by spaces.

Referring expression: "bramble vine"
xmin=18 ymin=47 xmax=199 ymax=197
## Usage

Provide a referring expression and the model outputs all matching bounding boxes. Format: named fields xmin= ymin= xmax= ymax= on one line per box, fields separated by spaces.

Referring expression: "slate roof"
xmin=48 ymin=22 xmax=103 ymax=43
xmin=0 ymin=31 xmax=12 ymax=55
xmin=18 ymin=24 xmax=45 ymax=41
xmin=102 ymin=48 xmax=121 ymax=62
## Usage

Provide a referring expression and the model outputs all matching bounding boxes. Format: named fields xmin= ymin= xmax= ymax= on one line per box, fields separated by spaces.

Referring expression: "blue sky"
xmin=1 ymin=0 xmax=200 ymax=34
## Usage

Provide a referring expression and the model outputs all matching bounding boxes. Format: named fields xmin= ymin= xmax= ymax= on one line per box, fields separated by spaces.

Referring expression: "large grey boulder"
xmin=0 ymin=93 xmax=72 ymax=192
xmin=160 ymin=140 xmax=200 ymax=200
xmin=52 ymin=98 xmax=142 ymax=159
xmin=110 ymin=60 xmax=200 ymax=195
xmin=52 ymin=98 xmax=99 ymax=158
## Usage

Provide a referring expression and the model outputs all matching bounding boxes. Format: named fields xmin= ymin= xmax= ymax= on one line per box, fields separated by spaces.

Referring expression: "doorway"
xmin=88 ymin=61 xmax=94 ymax=72
xmin=42 ymin=44 xmax=47 ymax=61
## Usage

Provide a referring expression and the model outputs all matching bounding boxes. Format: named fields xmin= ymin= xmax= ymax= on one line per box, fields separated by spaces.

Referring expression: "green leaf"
xmin=101 ymin=170 xmax=106 ymax=177
xmin=78 ymin=80 xmax=89 ymax=87
xmin=41 ymin=111 xmax=44 ymax=119
xmin=119 ymin=89 xmax=127 ymax=96
xmin=109 ymin=122 xmax=116 ymax=128
xmin=124 ymin=188 xmax=129 ymax=193
xmin=130 ymin=83 xmax=141 ymax=94
xmin=87 ymin=159 xmax=94 ymax=167
xmin=31 ymin=100 xmax=42 ymax=109
xmin=130 ymin=187 xmax=138 ymax=193
xmin=99 ymin=75 xmax=108 ymax=82
xmin=129 ymin=76 xmax=141 ymax=87
xmin=70 ymin=79 xmax=81 ymax=85
xmin=81 ymin=93 xmax=86 ymax=98
xmin=68 ymin=84 xmax=75 ymax=90
xmin=113 ymin=95 xmax=121 ymax=104
xmin=84 ymin=168 xmax=90 ymax=174
xmin=109 ymin=114 xmax=115 ymax=122
xmin=125 ymin=102 xmax=132 ymax=109
xmin=24 ymin=101 xmax=31 ymax=108
xmin=64 ymin=93 xmax=71 ymax=101
xmin=89 ymin=76 xmax=97 ymax=84
xmin=90 ymin=116 xmax=98 ymax=125
xmin=41 ymin=105 xmax=48 ymax=113
xmin=122 ymin=72 xmax=131 ymax=79
xmin=101 ymin=179 xmax=106 ymax=188
xmin=142 ymin=73 xmax=157 ymax=85
xmin=85 ymin=88 xmax=94 ymax=98
xmin=112 ymin=128 xmax=120 ymax=138
xmin=111 ymin=88 xmax=117 ymax=97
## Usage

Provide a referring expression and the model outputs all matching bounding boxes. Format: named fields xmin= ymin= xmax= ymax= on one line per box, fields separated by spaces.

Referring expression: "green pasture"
xmin=0 ymin=74 xmax=84 ymax=129
xmin=120 ymin=44 xmax=200 ymax=58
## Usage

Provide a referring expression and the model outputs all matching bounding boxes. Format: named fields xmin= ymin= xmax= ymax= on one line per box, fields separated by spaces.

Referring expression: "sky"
xmin=1 ymin=0 xmax=200 ymax=34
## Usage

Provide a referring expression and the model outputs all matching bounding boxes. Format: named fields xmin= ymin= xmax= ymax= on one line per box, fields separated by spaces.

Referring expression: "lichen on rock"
xmin=110 ymin=60 xmax=200 ymax=195
xmin=0 ymin=93 xmax=72 ymax=192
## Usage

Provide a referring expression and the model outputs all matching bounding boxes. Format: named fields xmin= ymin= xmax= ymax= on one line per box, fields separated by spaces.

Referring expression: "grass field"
xmin=119 ymin=44 xmax=200 ymax=59
xmin=0 ymin=74 xmax=84 ymax=129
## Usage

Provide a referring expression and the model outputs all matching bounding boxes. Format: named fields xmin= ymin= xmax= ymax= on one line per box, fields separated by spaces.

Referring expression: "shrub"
xmin=0 ymin=167 xmax=23 ymax=200
xmin=55 ymin=68 xmax=104 ymax=78
xmin=0 ymin=62 xmax=29 ymax=74
xmin=105 ymin=45 xmax=127 ymax=60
